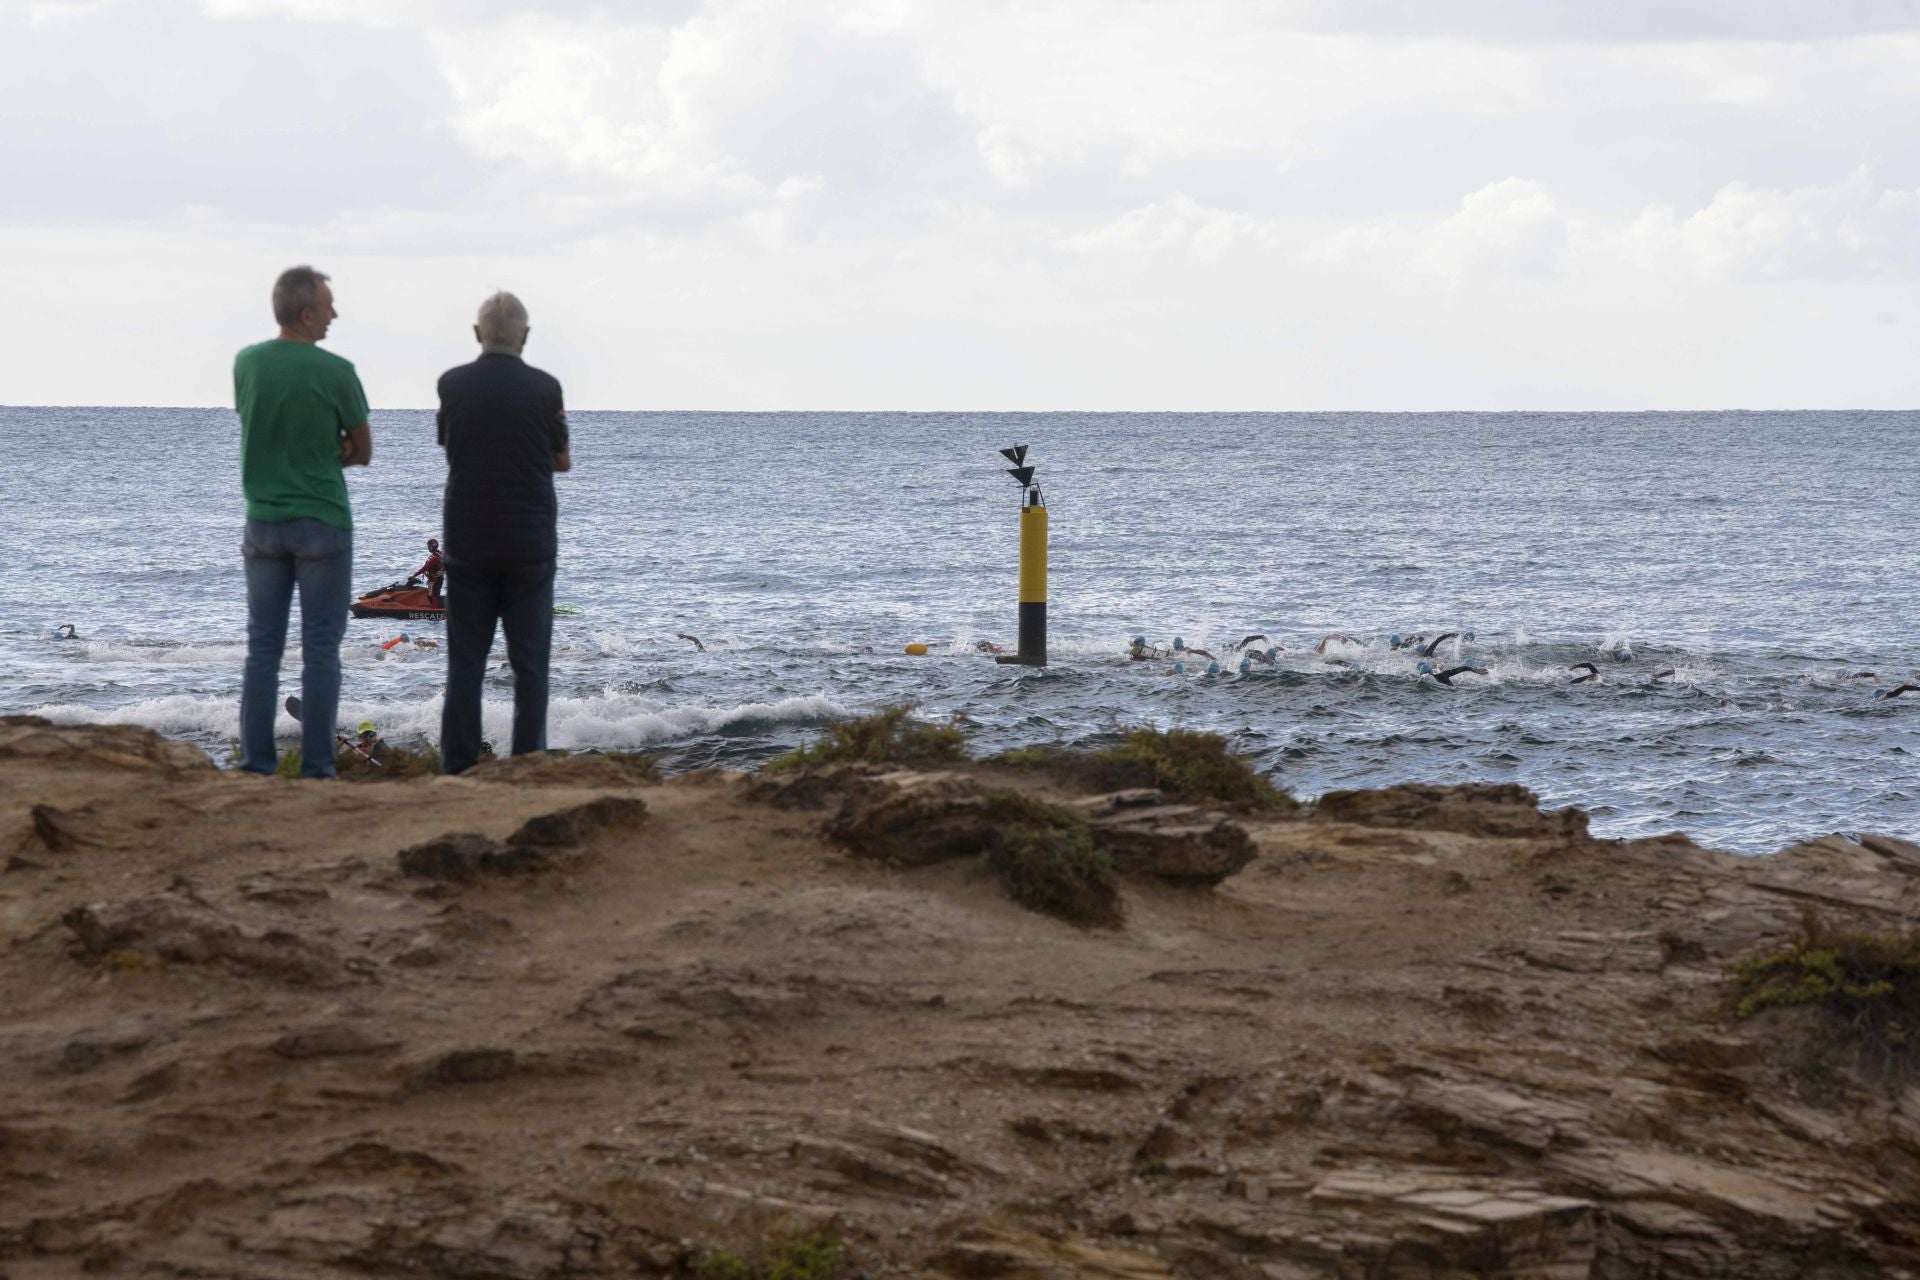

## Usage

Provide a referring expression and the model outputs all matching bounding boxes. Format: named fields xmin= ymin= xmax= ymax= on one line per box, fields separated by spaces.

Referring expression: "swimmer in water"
xmin=974 ymin=640 xmax=1006 ymax=654
xmin=1172 ymin=636 xmax=1215 ymax=661
xmin=51 ymin=623 xmax=79 ymax=641
xmin=1418 ymin=661 xmax=1488 ymax=687
xmin=1128 ymin=635 xmax=1168 ymax=662
xmin=1569 ymin=662 xmax=1601 ymax=685
xmin=1231 ymin=633 xmax=1273 ymax=652
xmin=1876 ymin=684 xmax=1920 ymax=700
xmin=676 ymin=632 xmax=705 ymax=652
xmin=1390 ymin=633 xmax=1427 ymax=651
xmin=1244 ymin=645 xmax=1280 ymax=668
xmin=1419 ymin=631 xmax=1475 ymax=658
xmin=1650 ymin=668 xmax=1678 ymax=683
xmin=1315 ymin=633 xmax=1360 ymax=654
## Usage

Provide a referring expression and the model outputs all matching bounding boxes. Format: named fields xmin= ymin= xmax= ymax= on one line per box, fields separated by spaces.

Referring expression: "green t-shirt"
xmin=234 ymin=339 xmax=369 ymax=530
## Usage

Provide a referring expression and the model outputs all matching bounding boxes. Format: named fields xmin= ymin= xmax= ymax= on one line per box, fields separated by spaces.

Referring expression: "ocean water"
xmin=2 ymin=406 xmax=1915 ymax=854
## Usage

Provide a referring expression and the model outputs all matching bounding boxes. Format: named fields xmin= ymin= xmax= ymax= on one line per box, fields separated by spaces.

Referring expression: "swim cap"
xmin=1265 ymin=646 xmax=1278 ymax=659
xmin=1463 ymin=631 xmax=1476 ymax=641
xmin=1207 ymin=660 xmax=1220 ymax=674
xmin=1174 ymin=661 xmax=1185 ymax=673
xmin=1239 ymin=657 xmax=1251 ymax=673
xmin=1173 ymin=636 xmax=1185 ymax=649
xmin=1132 ymin=635 xmax=1145 ymax=645
xmin=1390 ymin=635 xmax=1402 ymax=648
xmin=1417 ymin=661 xmax=1432 ymax=674
xmin=357 ymin=721 xmax=376 ymax=735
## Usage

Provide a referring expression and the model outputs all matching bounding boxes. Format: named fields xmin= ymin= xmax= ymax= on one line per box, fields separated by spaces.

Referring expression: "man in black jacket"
xmin=435 ymin=291 xmax=572 ymax=773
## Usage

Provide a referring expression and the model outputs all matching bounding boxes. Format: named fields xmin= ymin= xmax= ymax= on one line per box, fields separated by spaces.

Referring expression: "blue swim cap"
xmin=1875 ymin=688 xmax=1890 ymax=699
xmin=1390 ymin=634 xmax=1402 ymax=647
xmin=1239 ymin=657 xmax=1251 ymax=673
xmin=1174 ymin=661 xmax=1185 ymax=674
xmin=1463 ymin=631 xmax=1476 ymax=641
xmin=1418 ymin=661 xmax=1433 ymax=674
xmin=1132 ymin=635 xmax=1146 ymax=645
xmin=1265 ymin=646 xmax=1278 ymax=659
xmin=1207 ymin=660 xmax=1220 ymax=674
xmin=1173 ymin=636 xmax=1185 ymax=649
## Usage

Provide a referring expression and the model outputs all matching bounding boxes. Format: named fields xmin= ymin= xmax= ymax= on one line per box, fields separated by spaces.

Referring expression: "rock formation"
xmin=1 ymin=715 xmax=1916 ymax=1277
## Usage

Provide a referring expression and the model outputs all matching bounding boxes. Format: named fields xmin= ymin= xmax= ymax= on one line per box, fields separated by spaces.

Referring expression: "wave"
xmin=26 ymin=690 xmax=851 ymax=752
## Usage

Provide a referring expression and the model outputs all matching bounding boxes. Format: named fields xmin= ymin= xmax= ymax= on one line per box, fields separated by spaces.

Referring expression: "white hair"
xmin=475 ymin=291 xmax=530 ymax=347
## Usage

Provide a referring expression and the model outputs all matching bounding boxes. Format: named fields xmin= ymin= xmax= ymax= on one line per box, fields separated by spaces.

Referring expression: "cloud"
xmin=1310 ymin=178 xmax=1565 ymax=277
xmin=1615 ymin=167 xmax=1920 ymax=279
xmin=1311 ymin=170 xmax=1920 ymax=281
xmin=0 ymin=0 xmax=477 ymax=225
xmin=1060 ymin=194 xmax=1279 ymax=260
xmin=1274 ymin=0 xmax=1920 ymax=44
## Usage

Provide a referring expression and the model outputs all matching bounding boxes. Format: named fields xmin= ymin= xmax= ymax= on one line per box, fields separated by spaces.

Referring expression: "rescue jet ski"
xmin=348 ymin=580 xmax=444 ymax=621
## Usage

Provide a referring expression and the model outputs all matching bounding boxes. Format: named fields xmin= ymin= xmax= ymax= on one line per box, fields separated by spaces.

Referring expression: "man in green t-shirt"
xmin=234 ymin=265 xmax=374 ymax=778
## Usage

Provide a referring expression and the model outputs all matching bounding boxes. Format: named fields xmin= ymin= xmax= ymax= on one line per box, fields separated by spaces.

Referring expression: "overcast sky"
xmin=6 ymin=0 xmax=1919 ymax=409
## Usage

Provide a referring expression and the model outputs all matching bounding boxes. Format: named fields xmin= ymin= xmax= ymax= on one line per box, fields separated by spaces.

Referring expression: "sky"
xmin=4 ymin=0 xmax=1919 ymax=410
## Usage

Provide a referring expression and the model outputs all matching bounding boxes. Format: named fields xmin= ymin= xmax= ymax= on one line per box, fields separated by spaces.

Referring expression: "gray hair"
xmin=476 ymin=291 xmax=530 ymax=348
xmin=272 ymin=265 xmax=329 ymax=326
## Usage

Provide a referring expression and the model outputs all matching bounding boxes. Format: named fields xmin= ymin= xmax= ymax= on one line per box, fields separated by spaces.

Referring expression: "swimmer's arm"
xmin=554 ymin=449 xmax=571 ymax=473
xmin=339 ymin=423 xmax=372 ymax=467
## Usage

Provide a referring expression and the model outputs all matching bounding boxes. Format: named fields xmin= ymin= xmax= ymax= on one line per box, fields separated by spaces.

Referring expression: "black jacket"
xmin=436 ymin=352 xmax=568 ymax=567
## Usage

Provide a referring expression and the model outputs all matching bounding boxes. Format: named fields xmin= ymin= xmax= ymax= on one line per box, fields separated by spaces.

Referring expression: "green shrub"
xmin=769 ymin=706 xmax=968 ymax=770
xmin=1728 ymin=911 xmax=1920 ymax=1075
xmin=699 ymin=1235 xmax=844 ymax=1280
xmin=980 ymin=791 xmax=1122 ymax=928
xmin=995 ymin=728 xmax=1295 ymax=810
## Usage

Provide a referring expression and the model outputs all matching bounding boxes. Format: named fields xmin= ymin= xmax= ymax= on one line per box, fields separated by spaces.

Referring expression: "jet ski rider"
xmin=411 ymin=538 xmax=445 ymax=605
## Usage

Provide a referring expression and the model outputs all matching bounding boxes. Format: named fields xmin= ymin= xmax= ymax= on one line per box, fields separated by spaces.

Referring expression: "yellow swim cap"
xmin=356 ymin=721 xmax=376 ymax=735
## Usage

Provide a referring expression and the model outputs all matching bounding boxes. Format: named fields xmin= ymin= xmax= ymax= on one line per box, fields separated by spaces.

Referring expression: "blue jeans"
xmin=239 ymin=518 xmax=352 ymax=777
xmin=441 ymin=558 xmax=554 ymax=774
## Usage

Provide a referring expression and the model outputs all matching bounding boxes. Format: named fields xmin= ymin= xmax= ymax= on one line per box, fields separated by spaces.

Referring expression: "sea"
xmin=2 ymin=406 xmax=1915 ymax=855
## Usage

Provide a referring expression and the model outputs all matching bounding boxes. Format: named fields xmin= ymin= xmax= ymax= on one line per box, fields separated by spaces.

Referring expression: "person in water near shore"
xmin=1231 ymin=633 xmax=1275 ymax=652
xmin=50 ymin=623 xmax=79 ymax=641
xmin=1419 ymin=661 xmax=1488 ymax=686
xmin=1650 ymin=668 xmax=1678 ymax=683
xmin=1876 ymin=684 xmax=1919 ymax=700
xmin=1315 ymin=633 xmax=1360 ymax=653
xmin=1129 ymin=636 xmax=1170 ymax=661
xmin=410 ymin=538 xmax=444 ymax=605
xmin=1172 ymin=637 xmax=1215 ymax=660
xmin=1390 ymin=634 xmax=1427 ymax=651
xmin=974 ymin=640 xmax=1006 ymax=654
xmin=676 ymin=632 xmax=705 ymax=652
xmin=235 ymin=265 xmax=372 ymax=780
xmin=1569 ymin=662 xmax=1601 ymax=684
xmin=1419 ymin=631 xmax=1474 ymax=657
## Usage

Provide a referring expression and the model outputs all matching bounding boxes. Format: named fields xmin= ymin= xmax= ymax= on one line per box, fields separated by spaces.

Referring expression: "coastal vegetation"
xmin=699 ymin=1234 xmax=845 ymax=1280
xmin=1729 ymin=909 xmax=1920 ymax=1076
xmin=995 ymin=727 xmax=1296 ymax=810
xmin=769 ymin=705 xmax=968 ymax=770
xmin=978 ymin=790 xmax=1121 ymax=927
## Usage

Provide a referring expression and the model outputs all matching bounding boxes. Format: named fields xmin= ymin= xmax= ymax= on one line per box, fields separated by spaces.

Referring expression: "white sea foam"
xmin=26 ymin=691 xmax=850 ymax=752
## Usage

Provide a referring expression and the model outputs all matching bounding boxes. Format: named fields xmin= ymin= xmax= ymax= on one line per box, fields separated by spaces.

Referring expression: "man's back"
xmin=235 ymin=338 xmax=366 ymax=529
xmin=437 ymin=353 xmax=568 ymax=567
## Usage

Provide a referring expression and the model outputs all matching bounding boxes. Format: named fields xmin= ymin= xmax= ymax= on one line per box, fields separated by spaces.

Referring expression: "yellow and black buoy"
xmin=995 ymin=444 xmax=1047 ymax=667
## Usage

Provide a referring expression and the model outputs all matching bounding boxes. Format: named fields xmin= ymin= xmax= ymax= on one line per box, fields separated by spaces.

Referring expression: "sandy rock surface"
xmin=1 ymin=716 xmax=1917 ymax=1278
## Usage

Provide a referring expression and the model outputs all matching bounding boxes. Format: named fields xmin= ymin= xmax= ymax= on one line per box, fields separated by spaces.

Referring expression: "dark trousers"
xmin=440 ymin=558 xmax=555 ymax=774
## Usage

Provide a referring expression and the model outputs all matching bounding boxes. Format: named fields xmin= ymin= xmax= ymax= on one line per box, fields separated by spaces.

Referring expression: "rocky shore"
xmin=1 ymin=714 xmax=1917 ymax=1278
